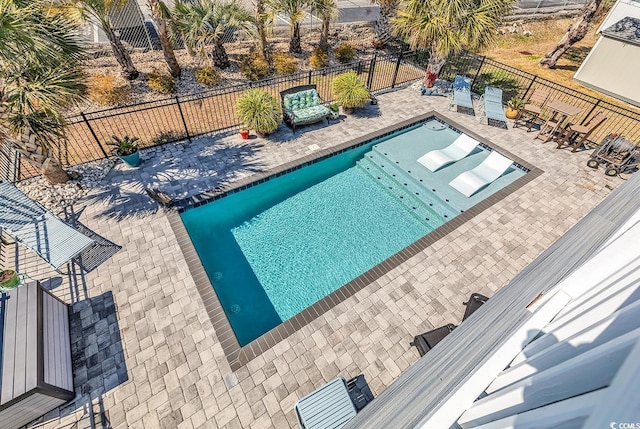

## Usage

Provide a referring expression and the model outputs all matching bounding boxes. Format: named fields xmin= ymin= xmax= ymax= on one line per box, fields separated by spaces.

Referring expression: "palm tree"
xmin=394 ymin=0 xmax=515 ymax=84
xmin=0 ymin=0 xmax=86 ymax=184
xmin=265 ymin=0 xmax=309 ymax=54
xmin=67 ymin=0 xmax=139 ymax=80
xmin=310 ymin=0 xmax=337 ymax=53
xmin=539 ymin=0 xmax=603 ymax=68
xmin=254 ymin=0 xmax=270 ymax=60
xmin=172 ymin=0 xmax=254 ymax=69
xmin=372 ymin=0 xmax=400 ymax=48
xmin=148 ymin=0 xmax=181 ymax=77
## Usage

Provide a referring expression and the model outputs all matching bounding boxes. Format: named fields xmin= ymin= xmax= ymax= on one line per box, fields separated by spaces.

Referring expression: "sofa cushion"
xmin=292 ymin=104 xmax=330 ymax=123
xmin=283 ymin=89 xmax=322 ymax=112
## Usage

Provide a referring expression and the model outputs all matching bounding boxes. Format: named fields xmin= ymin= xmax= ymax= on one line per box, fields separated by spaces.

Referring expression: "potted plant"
xmin=236 ymin=89 xmax=281 ymax=138
xmin=0 ymin=269 xmax=20 ymax=291
xmin=332 ymin=72 xmax=371 ymax=114
xmin=329 ymin=103 xmax=340 ymax=120
xmin=505 ymin=97 xmax=524 ymax=119
xmin=239 ymin=127 xmax=250 ymax=139
xmin=108 ymin=135 xmax=141 ymax=167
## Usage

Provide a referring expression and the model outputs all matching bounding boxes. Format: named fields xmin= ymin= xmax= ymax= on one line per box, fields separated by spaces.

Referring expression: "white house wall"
xmin=574 ymin=37 xmax=640 ymax=107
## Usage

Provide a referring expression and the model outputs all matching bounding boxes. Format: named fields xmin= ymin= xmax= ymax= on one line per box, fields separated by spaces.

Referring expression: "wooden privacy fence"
xmin=3 ymin=49 xmax=639 ymax=182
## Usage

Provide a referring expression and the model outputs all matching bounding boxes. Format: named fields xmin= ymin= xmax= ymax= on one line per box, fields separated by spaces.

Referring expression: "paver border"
xmin=166 ymin=111 xmax=543 ymax=371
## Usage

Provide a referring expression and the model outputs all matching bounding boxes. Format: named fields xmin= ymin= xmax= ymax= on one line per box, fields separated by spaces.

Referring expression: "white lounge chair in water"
xmin=449 ymin=151 xmax=514 ymax=197
xmin=417 ymin=133 xmax=479 ymax=172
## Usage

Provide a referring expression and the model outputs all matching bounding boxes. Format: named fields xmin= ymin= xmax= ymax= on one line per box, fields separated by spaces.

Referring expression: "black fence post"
xmin=357 ymin=60 xmax=364 ymax=75
xmin=367 ymin=55 xmax=377 ymax=89
xmin=80 ymin=112 xmax=109 ymax=158
xmin=308 ymin=70 xmax=312 ymax=85
xmin=521 ymin=75 xmax=537 ymax=100
xmin=470 ymin=55 xmax=486 ymax=92
xmin=580 ymin=99 xmax=602 ymax=125
xmin=175 ymin=96 xmax=191 ymax=142
xmin=391 ymin=51 xmax=404 ymax=88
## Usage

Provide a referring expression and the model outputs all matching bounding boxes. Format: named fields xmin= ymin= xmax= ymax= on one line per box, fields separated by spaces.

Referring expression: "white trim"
xmin=488 ymin=306 xmax=640 ymax=393
xmin=415 ymin=291 xmax=571 ymax=429
xmin=469 ymin=389 xmax=604 ymax=429
xmin=459 ymin=329 xmax=639 ymax=428
xmin=584 ymin=339 xmax=640 ymax=428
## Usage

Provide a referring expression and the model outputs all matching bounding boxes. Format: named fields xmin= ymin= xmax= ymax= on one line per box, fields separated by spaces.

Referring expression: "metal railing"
xmin=3 ymin=49 xmax=640 ymax=182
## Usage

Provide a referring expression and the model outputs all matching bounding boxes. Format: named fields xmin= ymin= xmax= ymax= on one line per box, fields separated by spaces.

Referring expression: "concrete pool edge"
xmin=167 ymin=111 xmax=543 ymax=371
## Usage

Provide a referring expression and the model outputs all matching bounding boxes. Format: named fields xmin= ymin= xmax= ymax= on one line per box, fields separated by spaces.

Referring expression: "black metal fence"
xmin=8 ymin=50 xmax=427 ymax=181
xmin=3 ymin=49 xmax=640 ymax=182
xmin=440 ymin=51 xmax=640 ymax=146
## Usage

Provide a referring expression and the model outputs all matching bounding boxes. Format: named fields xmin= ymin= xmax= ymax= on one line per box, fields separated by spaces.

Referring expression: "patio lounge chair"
xmin=0 ymin=181 xmax=94 ymax=271
xmin=513 ymin=88 xmax=551 ymax=131
xmin=448 ymin=75 xmax=475 ymax=115
xmin=556 ymin=111 xmax=608 ymax=152
xmin=410 ymin=293 xmax=490 ymax=356
xmin=417 ymin=133 xmax=479 ymax=172
xmin=449 ymin=151 xmax=514 ymax=197
xmin=478 ymin=86 xmax=508 ymax=128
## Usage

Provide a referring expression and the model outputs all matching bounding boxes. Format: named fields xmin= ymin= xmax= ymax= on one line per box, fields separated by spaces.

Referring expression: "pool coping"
xmin=166 ymin=111 xmax=543 ymax=371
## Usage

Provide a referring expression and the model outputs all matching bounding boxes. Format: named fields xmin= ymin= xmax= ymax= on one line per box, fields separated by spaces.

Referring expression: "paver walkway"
xmin=3 ymin=87 xmax=619 ymax=429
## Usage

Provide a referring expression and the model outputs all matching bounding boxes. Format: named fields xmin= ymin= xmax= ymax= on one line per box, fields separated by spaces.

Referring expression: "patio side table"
xmin=535 ymin=100 xmax=582 ymax=143
xmin=294 ymin=377 xmax=357 ymax=429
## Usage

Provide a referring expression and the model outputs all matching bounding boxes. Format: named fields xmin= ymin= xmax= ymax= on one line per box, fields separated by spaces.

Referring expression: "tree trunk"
xmin=373 ymin=0 xmax=399 ymax=47
xmin=149 ymin=0 xmax=181 ymax=78
xmin=12 ymin=126 xmax=70 ymax=184
xmin=319 ymin=17 xmax=330 ymax=53
xmin=211 ymin=40 xmax=230 ymax=69
xmin=103 ymin=25 xmax=139 ymax=80
xmin=289 ymin=22 xmax=302 ymax=54
xmin=255 ymin=0 xmax=270 ymax=60
xmin=426 ymin=48 xmax=447 ymax=82
xmin=539 ymin=0 xmax=602 ymax=68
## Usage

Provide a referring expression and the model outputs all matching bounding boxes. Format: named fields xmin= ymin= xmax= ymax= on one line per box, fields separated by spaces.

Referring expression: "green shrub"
xmin=240 ymin=53 xmax=270 ymax=81
xmin=309 ymin=48 xmax=329 ymax=69
xmin=332 ymin=71 xmax=370 ymax=109
xmin=334 ymin=43 xmax=356 ymax=64
xmin=195 ymin=66 xmax=220 ymax=87
xmin=107 ymin=135 xmax=139 ymax=156
xmin=272 ymin=52 xmax=298 ymax=75
xmin=236 ymin=89 xmax=281 ymax=135
xmin=87 ymin=73 xmax=130 ymax=106
xmin=147 ymin=68 xmax=176 ymax=94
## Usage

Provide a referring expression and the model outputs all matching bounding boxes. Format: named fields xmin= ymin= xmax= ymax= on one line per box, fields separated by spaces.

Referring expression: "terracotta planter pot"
xmin=240 ymin=130 xmax=250 ymax=139
xmin=505 ymin=108 xmax=519 ymax=120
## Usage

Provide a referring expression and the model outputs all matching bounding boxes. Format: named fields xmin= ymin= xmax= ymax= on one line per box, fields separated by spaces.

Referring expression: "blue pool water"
xmin=181 ymin=120 xmax=526 ymax=345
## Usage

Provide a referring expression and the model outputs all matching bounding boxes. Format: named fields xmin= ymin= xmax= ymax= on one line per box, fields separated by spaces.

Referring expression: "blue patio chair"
xmin=448 ymin=75 xmax=475 ymax=115
xmin=478 ymin=86 xmax=508 ymax=128
xmin=0 ymin=181 xmax=95 ymax=272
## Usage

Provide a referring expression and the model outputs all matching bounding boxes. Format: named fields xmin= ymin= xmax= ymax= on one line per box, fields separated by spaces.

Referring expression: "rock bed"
xmin=71 ymin=25 xmax=395 ymax=115
xmin=18 ymin=159 xmax=115 ymax=213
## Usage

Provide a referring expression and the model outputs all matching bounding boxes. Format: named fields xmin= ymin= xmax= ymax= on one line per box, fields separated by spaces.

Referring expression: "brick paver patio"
xmin=3 ymin=87 xmax=620 ymax=429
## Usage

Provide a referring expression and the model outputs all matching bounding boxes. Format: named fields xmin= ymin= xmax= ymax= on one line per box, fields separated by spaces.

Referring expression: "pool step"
xmin=357 ymin=156 xmax=444 ymax=228
xmin=366 ymin=147 xmax=458 ymax=220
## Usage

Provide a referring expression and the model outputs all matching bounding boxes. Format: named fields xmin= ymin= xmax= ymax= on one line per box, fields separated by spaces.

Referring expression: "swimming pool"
xmin=180 ymin=119 xmax=528 ymax=346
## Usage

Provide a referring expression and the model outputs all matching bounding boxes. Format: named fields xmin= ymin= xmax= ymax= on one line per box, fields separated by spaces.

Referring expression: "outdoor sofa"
xmin=280 ymin=84 xmax=331 ymax=132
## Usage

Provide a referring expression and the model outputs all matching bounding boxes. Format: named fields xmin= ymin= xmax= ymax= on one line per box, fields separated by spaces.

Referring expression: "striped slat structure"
xmin=0 ymin=181 xmax=94 ymax=271
xmin=344 ymin=172 xmax=640 ymax=428
xmin=295 ymin=377 xmax=357 ymax=428
xmin=0 ymin=282 xmax=74 ymax=429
